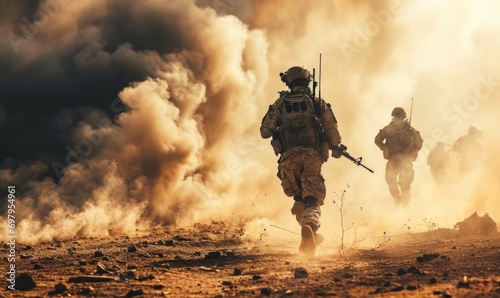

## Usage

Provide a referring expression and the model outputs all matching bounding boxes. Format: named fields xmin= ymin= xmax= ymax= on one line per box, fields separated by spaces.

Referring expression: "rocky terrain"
xmin=1 ymin=216 xmax=499 ymax=297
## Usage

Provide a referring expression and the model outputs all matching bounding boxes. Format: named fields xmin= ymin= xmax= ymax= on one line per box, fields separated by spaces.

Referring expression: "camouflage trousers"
xmin=291 ymin=200 xmax=321 ymax=232
xmin=385 ymin=154 xmax=414 ymax=205
xmin=278 ymin=146 xmax=325 ymax=232
xmin=278 ymin=147 xmax=326 ymax=204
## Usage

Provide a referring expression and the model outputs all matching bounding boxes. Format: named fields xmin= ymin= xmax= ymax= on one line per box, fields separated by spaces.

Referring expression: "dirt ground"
xmin=1 ymin=220 xmax=499 ymax=297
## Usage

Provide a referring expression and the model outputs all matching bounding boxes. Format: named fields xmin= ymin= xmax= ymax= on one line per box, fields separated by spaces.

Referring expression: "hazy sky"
xmin=1 ymin=0 xmax=499 ymax=244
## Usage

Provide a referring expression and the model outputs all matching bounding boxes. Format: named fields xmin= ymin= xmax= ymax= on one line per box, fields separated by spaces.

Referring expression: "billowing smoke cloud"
xmin=0 ymin=0 xmax=272 ymax=243
xmin=1 ymin=0 xmax=499 ymax=247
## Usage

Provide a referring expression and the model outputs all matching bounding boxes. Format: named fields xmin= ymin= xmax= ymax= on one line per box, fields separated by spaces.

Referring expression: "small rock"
xmin=121 ymin=271 xmax=136 ymax=280
xmin=260 ymin=287 xmax=272 ymax=296
xmin=343 ymin=273 xmax=354 ymax=278
xmin=34 ymin=264 xmax=42 ymax=270
xmin=128 ymin=245 xmax=138 ymax=252
xmin=451 ymin=245 xmax=457 ymax=249
xmin=102 ymin=256 xmax=110 ymax=261
xmin=20 ymin=254 xmax=34 ymax=259
xmin=152 ymin=284 xmax=164 ymax=290
xmin=205 ymin=251 xmax=222 ymax=259
xmin=193 ymin=251 xmax=201 ymax=256
xmin=294 ymin=267 xmax=309 ymax=278
xmin=234 ymin=268 xmax=242 ymax=275
xmin=157 ymin=253 xmax=164 ymax=258
xmin=124 ymin=289 xmax=144 ymax=298
xmin=15 ymin=273 xmax=37 ymax=291
xmin=54 ymin=283 xmax=67 ymax=293
xmin=94 ymin=251 xmax=104 ymax=257
xmin=25 ymin=245 xmax=34 ymax=250
xmin=406 ymin=266 xmax=422 ymax=275
xmin=407 ymin=285 xmax=418 ymax=290
xmin=383 ymin=281 xmax=391 ymax=287
xmin=457 ymin=281 xmax=470 ymax=288
xmin=391 ymin=286 xmax=404 ymax=292
xmin=165 ymin=240 xmax=175 ymax=246
xmin=429 ymin=277 xmax=437 ymax=284
xmin=79 ymin=260 xmax=87 ymax=266
xmin=397 ymin=268 xmax=406 ymax=275
xmin=416 ymin=253 xmax=439 ymax=262
xmin=333 ymin=277 xmax=342 ymax=283
xmin=222 ymin=280 xmax=232 ymax=286
xmin=78 ymin=286 xmax=94 ymax=295
xmin=156 ymin=240 xmax=165 ymax=245
xmin=252 ymin=275 xmax=262 ymax=280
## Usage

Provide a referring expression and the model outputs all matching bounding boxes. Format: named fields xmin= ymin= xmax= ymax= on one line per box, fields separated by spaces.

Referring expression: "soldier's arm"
xmin=260 ymin=101 xmax=279 ymax=139
xmin=320 ymin=100 xmax=341 ymax=146
xmin=374 ymin=128 xmax=387 ymax=150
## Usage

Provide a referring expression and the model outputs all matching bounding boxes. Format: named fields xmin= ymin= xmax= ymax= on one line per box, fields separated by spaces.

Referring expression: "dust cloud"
xmin=1 ymin=0 xmax=499 ymax=248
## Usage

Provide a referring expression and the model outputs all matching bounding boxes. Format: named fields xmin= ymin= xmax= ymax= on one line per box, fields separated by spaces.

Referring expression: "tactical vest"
xmin=387 ymin=122 xmax=422 ymax=156
xmin=277 ymin=93 xmax=322 ymax=152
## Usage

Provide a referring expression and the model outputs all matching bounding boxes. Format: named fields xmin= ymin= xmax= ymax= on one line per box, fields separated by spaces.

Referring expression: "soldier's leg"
xmin=278 ymin=157 xmax=303 ymax=216
xmin=300 ymin=152 xmax=325 ymax=232
xmin=299 ymin=152 xmax=325 ymax=256
xmin=385 ymin=159 xmax=402 ymax=205
xmin=399 ymin=158 xmax=415 ymax=206
xmin=291 ymin=197 xmax=305 ymax=225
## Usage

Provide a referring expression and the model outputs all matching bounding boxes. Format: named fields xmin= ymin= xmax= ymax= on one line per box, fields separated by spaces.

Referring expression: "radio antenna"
xmin=318 ymin=53 xmax=322 ymax=100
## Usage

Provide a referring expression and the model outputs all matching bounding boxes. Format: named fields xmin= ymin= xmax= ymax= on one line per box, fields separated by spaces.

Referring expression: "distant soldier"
xmin=427 ymin=142 xmax=450 ymax=184
xmin=452 ymin=125 xmax=482 ymax=174
xmin=374 ymin=107 xmax=423 ymax=206
xmin=260 ymin=66 xmax=342 ymax=257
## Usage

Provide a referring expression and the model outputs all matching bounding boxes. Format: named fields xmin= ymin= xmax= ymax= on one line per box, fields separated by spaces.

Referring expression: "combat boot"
xmin=299 ymin=197 xmax=321 ymax=257
xmin=299 ymin=224 xmax=316 ymax=257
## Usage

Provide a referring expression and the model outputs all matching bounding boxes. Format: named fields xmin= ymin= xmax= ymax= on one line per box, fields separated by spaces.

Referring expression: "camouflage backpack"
xmin=388 ymin=121 xmax=423 ymax=156
xmin=277 ymin=92 xmax=322 ymax=151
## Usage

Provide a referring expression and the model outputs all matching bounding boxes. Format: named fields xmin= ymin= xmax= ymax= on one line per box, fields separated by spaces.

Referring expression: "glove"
xmin=331 ymin=149 xmax=342 ymax=159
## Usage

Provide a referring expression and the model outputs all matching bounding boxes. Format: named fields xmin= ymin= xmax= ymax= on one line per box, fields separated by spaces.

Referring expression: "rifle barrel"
xmin=335 ymin=145 xmax=374 ymax=173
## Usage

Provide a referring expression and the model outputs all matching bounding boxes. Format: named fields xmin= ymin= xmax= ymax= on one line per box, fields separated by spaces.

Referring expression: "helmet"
xmin=468 ymin=125 xmax=482 ymax=136
xmin=281 ymin=66 xmax=311 ymax=87
xmin=391 ymin=107 xmax=406 ymax=119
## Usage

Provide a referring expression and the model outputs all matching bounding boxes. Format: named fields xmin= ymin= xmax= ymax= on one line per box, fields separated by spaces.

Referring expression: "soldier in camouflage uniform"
xmin=260 ymin=66 xmax=342 ymax=257
xmin=427 ymin=141 xmax=450 ymax=184
xmin=375 ymin=107 xmax=423 ymax=206
xmin=452 ymin=125 xmax=483 ymax=174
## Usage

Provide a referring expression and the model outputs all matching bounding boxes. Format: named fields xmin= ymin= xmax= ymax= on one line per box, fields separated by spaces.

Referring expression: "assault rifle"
xmin=332 ymin=144 xmax=374 ymax=173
